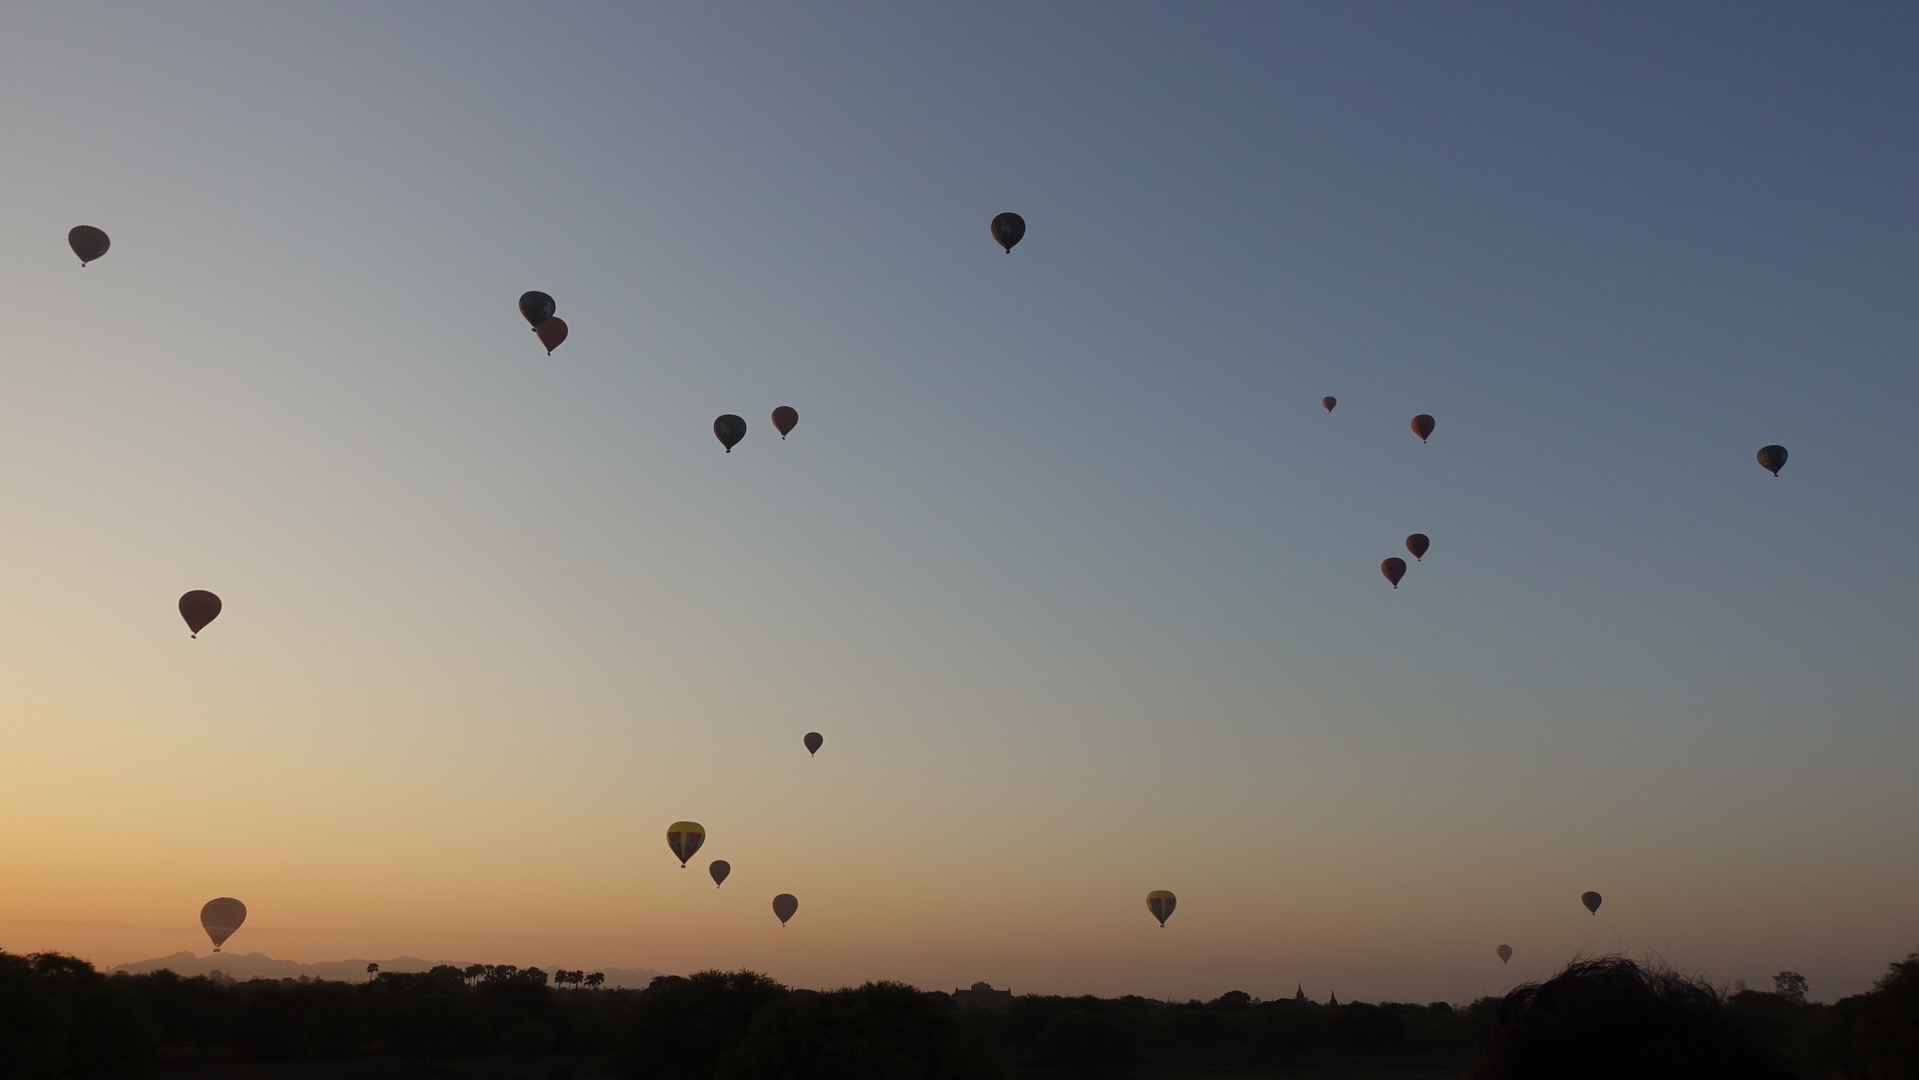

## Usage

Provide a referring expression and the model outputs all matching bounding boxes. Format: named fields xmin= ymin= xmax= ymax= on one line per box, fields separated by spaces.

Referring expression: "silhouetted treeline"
xmin=4 ymin=948 xmax=1917 ymax=1078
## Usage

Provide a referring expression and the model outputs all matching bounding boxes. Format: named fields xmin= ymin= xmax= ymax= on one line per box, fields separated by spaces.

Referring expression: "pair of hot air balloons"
xmin=180 ymin=590 xmax=222 ymax=638
xmin=1147 ymin=890 xmax=1176 ymax=927
xmin=714 ymin=408 xmax=798 ymax=452
xmin=70 ymin=226 xmax=111 ymax=266
xmin=519 ymin=291 xmax=568 ymax=355
xmin=201 ymin=897 xmax=246 ymax=952
xmin=1381 ymin=534 xmax=1431 ymax=589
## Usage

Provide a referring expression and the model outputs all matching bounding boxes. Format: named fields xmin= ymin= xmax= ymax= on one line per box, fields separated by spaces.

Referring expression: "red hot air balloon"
xmin=179 ymin=591 xmax=222 ymax=638
xmin=1322 ymin=397 xmax=1337 ymax=413
xmin=803 ymin=732 xmax=823 ymax=756
xmin=772 ymin=893 xmax=798 ymax=926
xmin=714 ymin=415 xmax=746 ymax=452
xmin=1406 ymin=534 xmax=1430 ymax=561
xmin=772 ymin=406 xmax=798 ymax=439
xmin=1381 ymin=558 xmax=1407 ymax=589
xmin=536 ymin=317 xmax=568 ymax=354
xmin=991 ymin=212 xmax=1025 ymax=253
xmin=709 ymin=860 xmax=731 ymax=889
xmin=69 ymin=226 xmax=111 ymax=266
xmin=1411 ymin=414 xmax=1436 ymax=442
xmin=1581 ymin=891 xmax=1603 ymax=915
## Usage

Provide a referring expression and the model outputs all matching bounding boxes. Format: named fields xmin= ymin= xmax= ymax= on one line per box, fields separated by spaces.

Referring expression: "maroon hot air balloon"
xmin=772 ymin=406 xmax=798 ymax=439
xmin=709 ymin=860 xmax=730 ymax=889
xmin=179 ymin=590 xmax=222 ymax=638
xmin=1381 ymin=558 xmax=1407 ymax=589
xmin=772 ymin=893 xmax=798 ymax=926
xmin=536 ymin=317 xmax=568 ymax=355
xmin=803 ymin=732 xmax=823 ymax=756
xmin=1322 ymin=396 xmax=1337 ymax=413
xmin=1406 ymin=534 xmax=1430 ymax=561
xmin=1411 ymin=414 xmax=1435 ymax=442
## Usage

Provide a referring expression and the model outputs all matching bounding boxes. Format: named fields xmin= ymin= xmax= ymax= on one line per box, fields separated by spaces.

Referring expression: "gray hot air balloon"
xmin=1581 ymin=891 xmax=1602 ymax=915
xmin=69 ymin=225 xmax=110 ymax=266
xmin=1496 ymin=944 xmax=1513 ymax=964
xmin=773 ymin=893 xmax=798 ymax=926
xmin=201 ymin=897 xmax=247 ymax=952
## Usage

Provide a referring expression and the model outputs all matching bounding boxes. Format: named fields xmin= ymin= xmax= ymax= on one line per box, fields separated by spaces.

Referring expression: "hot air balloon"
xmin=990 ymin=212 xmax=1025 ymax=253
xmin=773 ymin=893 xmax=798 ymax=926
xmin=179 ymin=591 xmax=222 ymax=638
xmin=201 ymin=897 xmax=246 ymax=952
xmin=535 ymin=317 xmax=568 ymax=354
xmin=1322 ymin=397 xmax=1337 ymax=413
xmin=667 ymin=822 xmax=705 ymax=867
xmin=519 ymin=291 xmax=556 ymax=328
xmin=714 ymin=414 xmax=746 ymax=452
xmin=1496 ymin=944 xmax=1513 ymax=964
xmin=1406 ymin=534 xmax=1430 ymax=561
xmin=69 ymin=226 xmax=110 ymax=266
xmin=709 ymin=860 xmax=731 ymax=889
xmin=1757 ymin=445 xmax=1788 ymax=477
xmin=1581 ymin=891 xmax=1602 ymax=915
xmin=1381 ymin=558 xmax=1407 ymax=589
xmin=1412 ymin=414 xmax=1436 ymax=442
xmin=803 ymin=732 xmax=823 ymax=756
xmin=1146 ymin=890 xmax=1177 ymax=927
xmin=772 ymin=406 xmax=798 ymax=439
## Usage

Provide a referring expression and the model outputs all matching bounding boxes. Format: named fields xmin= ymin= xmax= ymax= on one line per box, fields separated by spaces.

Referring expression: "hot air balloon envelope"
xmin=667 ymin=822 xmax=706 ymax=867
xmin=803 ymin=732 xmax=823 ymax=756
xmin=201 ymin=897 xmax=247 ymax=952
xmin=772 ymin=406 xmax=799 ymax=439
xmin=773 ymin=893 xmax=799 ymax=925
xmin=709 ymin=860 xmax=730 ymax=888
xmin=536 ymin=317 xmax=568 ymax=354
xmin=69 ymin=225 xmax=110 ymax=265
xmin=1757 ymin=445 xmax=1788 ymax=476
xmin=1496 ymin=944 xmax=1513 ymax=964
xmin=519 ymin=291 xmax=556 ymax=327
xmin=179 ymin=591 xmax=222 ymax=637
xmin=1581 ymin=891 xmax=1602 ymax=915
xmin=1406 ymin=534 xmax=1430 ymax=561
xmin=1412 ymin=414 xmax=1436 ymax=442
xmin=991 ymin=212 xmax=1025 ymax=253
xmin=1322 ymin=397 xmax=1337 ymax=412
xmin=1146 ymin=890 xmax=1177 ymax=927
xmin=714 ymin=414 xmax=746 ymax=452
xmin=1381 ymin=558 xmax=1407 ymax=589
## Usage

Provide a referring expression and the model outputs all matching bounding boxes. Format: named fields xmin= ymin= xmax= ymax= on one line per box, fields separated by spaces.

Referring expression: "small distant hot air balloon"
xmin=1146 ymin=890 xmax=1177 ymax=927
xmin=201 ymin=897 xmax=247 ymax=952
xmin=1581 ymin=891 xmax=1602 ymax=915
xmin=1496 ymin=944 xmax=1513 ymax=964
xmin=772 ymin=406 xmax=799 ymax=439
xmin=179 ymin=591 xmax=222 ymax=638
xmin=714 ymin=414 xmax=746 ymax=452
xmin=519 ymin=291 xmax=556 ymax=328
xmin=1322 ymin=397 xmax=1337 ymax=413
xmin=1406 ymin=534 xmax=1430 ymax=561
xmin=773 ymin=893 xmax=798 ymax=926
xmin=803 ymin=732 xmax=823 ymax=756
xmin=1411 ymin=414 xmax=1436 ymax=442
xmin=535 ymin=317 xmax=568 ymax=355
xmin=991 ymin=212 xmax=1025 ymax=253
xmin=667 ymin=822 xmax=706 ymax=867
xmin=1381 ymin=558 xmax=1406 ymax=589
xmin=709 ymin=860 xmax=730 ymax=889
xmin=69 ymin=226 xmax=110 ymax=266
xmin=1757 ymin=445 xmax=1788 ymax=477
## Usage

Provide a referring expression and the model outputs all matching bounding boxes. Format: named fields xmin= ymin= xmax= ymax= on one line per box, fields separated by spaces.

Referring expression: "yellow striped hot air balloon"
xmin=666 ymin=822 xmax=705 ymax=868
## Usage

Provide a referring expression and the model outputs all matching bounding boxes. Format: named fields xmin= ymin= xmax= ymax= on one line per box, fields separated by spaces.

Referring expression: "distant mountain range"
xmin=109 ymin=951 xmax=664 ymax=989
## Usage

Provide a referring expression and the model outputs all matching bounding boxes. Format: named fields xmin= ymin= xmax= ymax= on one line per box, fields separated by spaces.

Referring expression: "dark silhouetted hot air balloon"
xmin=1406 ymin=534 xmax=1430 ymax=561
xmin=709 ymin=860 xmax=730 ymax=889
xmin=201 ymin=897 xmax=246 ymax=952
xmin=1581 ymin=891 xmax=1602 ymax=915
xmin=991 ymin=212 xmax=1025 ymax=253
xmin=667 ymin=822 xmax=705 ymax=867
xmin=1381 ymin=558 xmax=1406 ymax=589
xmin=714 ymin=414 xmax=746 ymax=452
xmin=179 ymin=591 xmax=222 ymax=638
xmin=69 ymin=226 xmax=110 ymax=266
xmin=519 ymin=291 xmax=556 ymax=328
xmin=1497 ymin=944 xmax=1513 ymax=964
xmin=1146 ymin=890 xmax=1177 ymax=927
xmin=804 ymin=732 xmax=823 ymax=756
xmin=535 ymin=317 xmax=568 ymax=354
xmin=1757 ymin=445 xmax=1788 ymax=477
xmin=773 ymin=893 xmax=798 ymax=926
xmin=1412 ymin=414 xmax=1436 ymax=442
xmin=772 ymin=406 xmax=798 ymax=439
xmin=1322 ymin=397 xmax=1337 ymax=413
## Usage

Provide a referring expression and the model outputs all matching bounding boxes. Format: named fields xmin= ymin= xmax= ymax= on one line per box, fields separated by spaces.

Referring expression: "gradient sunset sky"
xmin=3 ymin=4 xmax=1916 ymax=1004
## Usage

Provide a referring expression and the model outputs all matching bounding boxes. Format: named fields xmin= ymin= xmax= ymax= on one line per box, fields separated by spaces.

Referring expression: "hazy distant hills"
xmin=110 ymin=951 xmax=665 ymax=989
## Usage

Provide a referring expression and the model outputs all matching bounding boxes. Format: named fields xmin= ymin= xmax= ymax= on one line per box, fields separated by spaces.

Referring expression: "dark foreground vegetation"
xmin=3 ymin=949 xmax=1917 ymax=1079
